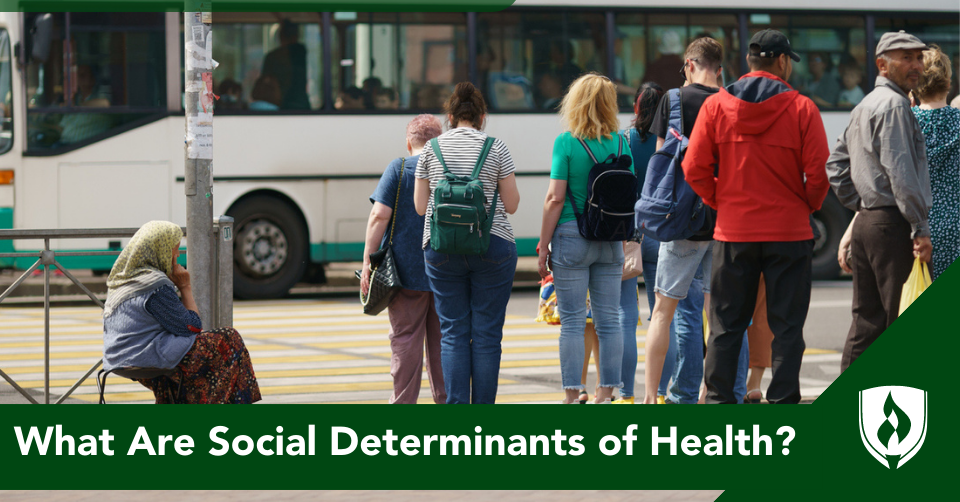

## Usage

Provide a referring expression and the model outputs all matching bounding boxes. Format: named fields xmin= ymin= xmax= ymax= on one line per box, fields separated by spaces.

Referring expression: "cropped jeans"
xmin=551 ymin=222 xmax=624 ymax=391
xmin=425 ymin=235 xmax=518 ymax=404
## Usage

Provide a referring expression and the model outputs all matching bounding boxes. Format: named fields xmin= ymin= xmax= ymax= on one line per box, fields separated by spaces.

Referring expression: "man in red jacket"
xmin=682 ymin=29 xmax=830 ymax=404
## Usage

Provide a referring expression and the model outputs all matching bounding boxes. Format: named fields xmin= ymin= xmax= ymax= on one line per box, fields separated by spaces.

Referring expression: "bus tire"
xmin=229 ymin=195 xmax=308 ymax=299
xmin=811 ymin=193 xmax=853 ymax=281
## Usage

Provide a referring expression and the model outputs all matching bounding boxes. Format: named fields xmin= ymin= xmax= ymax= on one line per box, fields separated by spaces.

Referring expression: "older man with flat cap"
xmin=827 ymin=31 xmax=931 ymax=371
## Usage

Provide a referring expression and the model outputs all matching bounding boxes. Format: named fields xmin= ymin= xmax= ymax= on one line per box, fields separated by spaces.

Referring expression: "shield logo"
xmin=858 ymin=386 xmax=927 ymax=469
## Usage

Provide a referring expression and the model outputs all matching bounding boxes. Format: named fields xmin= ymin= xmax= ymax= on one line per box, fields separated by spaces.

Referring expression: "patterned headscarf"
xmin=104 ymin=221 xmax=183 ymax=317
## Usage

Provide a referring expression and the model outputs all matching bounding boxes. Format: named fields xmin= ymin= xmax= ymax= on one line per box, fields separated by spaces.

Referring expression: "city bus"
xmin=0 ymin=1 xmax=956 ymax=298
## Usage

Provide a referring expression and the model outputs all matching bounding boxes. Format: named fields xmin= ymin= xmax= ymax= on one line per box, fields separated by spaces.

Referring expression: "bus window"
xmin=875 ymin=17 xmax=960 ymax=104
xmin=25 ymin=12 xmax=166 ymax=152
xmin=748 ymin=14 xmax=866 ymax=110
xmin=212 ymin=13 xmax=323 ymax=111
xmin=0 ymin=28 xmax=13 ymax=154
xmin=332 ymin=12 xmax=467 ymax=111
xmin=615 ymin=13 xmax=739 ymax=109
xmin=476 ymin=10 xmax=605 ymax=111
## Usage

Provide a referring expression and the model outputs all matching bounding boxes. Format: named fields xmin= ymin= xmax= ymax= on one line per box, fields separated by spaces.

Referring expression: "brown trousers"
xmin=842 ymin=207 xmax=914 ymax=371
xmin=387 ymin=289 xmax=446 ymax=404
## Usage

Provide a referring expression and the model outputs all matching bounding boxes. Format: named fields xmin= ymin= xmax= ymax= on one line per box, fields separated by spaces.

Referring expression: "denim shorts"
xmin=654 ymin=239 xmax=713 ymax=300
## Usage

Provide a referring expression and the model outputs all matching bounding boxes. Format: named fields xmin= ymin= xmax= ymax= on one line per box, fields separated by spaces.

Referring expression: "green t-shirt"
xmin=550 ymin=131 xmax=634 ymax=225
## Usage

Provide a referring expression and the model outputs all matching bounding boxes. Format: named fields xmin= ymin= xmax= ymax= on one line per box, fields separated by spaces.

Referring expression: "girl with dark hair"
xmin=413 ymin=82 xmax=521 ymax=404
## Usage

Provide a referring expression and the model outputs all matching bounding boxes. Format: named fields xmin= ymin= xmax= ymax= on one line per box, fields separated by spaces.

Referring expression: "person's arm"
xmin=414 ymin=179 xmax=430 ymax=216
xmin=145 ymin=284 xmax=202 ymax=336
xmin=877 ymin=107 xmax=932 ymax=260
xmin=360 ymin=202 xmax=392 ymax=296
xmin=681 ymin=100 xmax=720 ymax=209
xmin=498 ymin=174 xmax=520 ymax=214
xmin=825 ymin=125 xmax=861 ymax=212
xmin=493 ymin=139 xmax=519 ymax=214
xmin=168 ymin=263 xmax=198 ymax=315
xmin=414 ymin=143 xmax=433 ymax=216
xmin=799 ymin=100 xmax=831 ymax=211
xmin=838 ymin=212 xmax=857 ymax=273
xmin=539 ymin=179 xmax=566 ymax=279
xmin=539 ymin=135 xmax=569 ymax=278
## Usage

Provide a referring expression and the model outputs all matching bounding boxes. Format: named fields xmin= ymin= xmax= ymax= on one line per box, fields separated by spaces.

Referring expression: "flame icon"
xmin=876 ymin=392 xmax=912 ymax=468
xmin=859 ymin=386 xmax=927 ymax=470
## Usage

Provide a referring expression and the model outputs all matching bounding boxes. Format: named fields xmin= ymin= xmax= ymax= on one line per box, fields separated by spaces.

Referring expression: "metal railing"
xmin=0 ymin=217 xmax=233 ymax=404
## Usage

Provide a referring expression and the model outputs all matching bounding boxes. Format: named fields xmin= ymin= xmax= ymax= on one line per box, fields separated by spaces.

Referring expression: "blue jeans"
xmin=667 ymin=272 xmax=706 ymax=404
xmin=735 ymin=331 xmax=749 ymax=403
xmin=424 ymin=235 xmax=518 ymax=404
xmin=552 ymin=222 xmax=624 ymax=391
xmin=641 ymin=236 xmax=677 ymax=397
xmin=619 ymin=276 xmax=639 ymax=398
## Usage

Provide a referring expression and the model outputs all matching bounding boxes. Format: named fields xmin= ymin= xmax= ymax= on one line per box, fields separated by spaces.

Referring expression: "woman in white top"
xmin=414 ymin=82 xmax=521 ymax=404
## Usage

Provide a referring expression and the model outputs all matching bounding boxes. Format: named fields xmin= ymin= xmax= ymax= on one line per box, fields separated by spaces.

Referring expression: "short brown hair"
xmin=684 ymin=37 xmax=723 ymax=71
xmin=915 ymin=44 xmax=952 ymax=102
xmin=443 ymin=82 xmax=487 ymax=129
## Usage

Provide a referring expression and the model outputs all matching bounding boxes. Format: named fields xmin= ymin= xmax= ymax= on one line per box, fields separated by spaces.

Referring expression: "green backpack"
xmin=429 ymin=136 xmax=498 ymax=255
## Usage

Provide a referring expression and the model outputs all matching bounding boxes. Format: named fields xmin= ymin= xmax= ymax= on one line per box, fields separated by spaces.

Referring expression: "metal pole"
xmin=184 ymin=6 xmax=215 ymax=328
xmin=42 ymin=239 xmax=50 ymax=404
xmin=217 ymin=216 xmax=234 ymax=328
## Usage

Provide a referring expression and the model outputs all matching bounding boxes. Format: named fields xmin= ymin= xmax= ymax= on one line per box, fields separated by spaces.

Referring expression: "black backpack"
xmin=565 ymin=134 xmax=637 ymax=241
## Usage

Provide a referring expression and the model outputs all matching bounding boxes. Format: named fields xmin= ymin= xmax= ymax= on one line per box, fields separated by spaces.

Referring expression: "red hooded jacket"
xmin=682 ymin=71 xmax=830 ymax=242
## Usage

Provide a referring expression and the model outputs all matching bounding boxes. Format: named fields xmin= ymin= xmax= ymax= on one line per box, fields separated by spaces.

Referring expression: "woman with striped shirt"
xmin=414 ymin=82 xmax=521 ymax=404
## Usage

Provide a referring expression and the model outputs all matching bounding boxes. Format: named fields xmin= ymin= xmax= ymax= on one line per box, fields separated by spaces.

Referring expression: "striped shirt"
xmin=415 ymin=127 xmax=516 ymax=248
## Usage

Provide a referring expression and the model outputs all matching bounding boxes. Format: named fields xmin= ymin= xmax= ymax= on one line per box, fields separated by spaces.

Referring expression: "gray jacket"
xmin=826 ymin=76 xmax=930 ymax=238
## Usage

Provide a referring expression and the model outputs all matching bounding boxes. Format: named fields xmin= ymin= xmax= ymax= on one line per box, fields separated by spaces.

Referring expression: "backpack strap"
xmin=576 ymin=137 xmax=599 ymax=164
xmin=471 ymin=137 xmax=495 ymax=179
xmin=430 ymin=138 xmax=450 ymax=175
xmin=668 ymin=87 xmax=683 ymax=137
xmin=387 ymin=158 xmax=404 ymax=246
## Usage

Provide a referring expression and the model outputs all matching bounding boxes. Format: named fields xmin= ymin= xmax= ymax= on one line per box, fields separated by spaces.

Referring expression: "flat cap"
xmin=875 ymin=31 xmax=926 ymax=56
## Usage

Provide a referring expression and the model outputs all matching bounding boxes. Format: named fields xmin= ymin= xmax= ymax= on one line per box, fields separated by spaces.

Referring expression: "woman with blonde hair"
xmin=538 ymin=73 xmax=634 ymax=404
xmin=912 ymin=45 xmax=960 ymax=280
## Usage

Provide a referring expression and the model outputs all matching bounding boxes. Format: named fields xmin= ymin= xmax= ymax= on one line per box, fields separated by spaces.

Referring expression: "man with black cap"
xmin=826 ymin=31 xmax=930 ymax=371
xmin=683 ymin=29 xmax=830 ymax=404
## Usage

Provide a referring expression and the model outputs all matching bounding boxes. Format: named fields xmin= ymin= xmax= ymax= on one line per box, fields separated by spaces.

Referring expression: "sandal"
xmin=578 ymin=391 xmax=589 ymax=404
xmin=744 ymin=389 xmax=763 ymax=404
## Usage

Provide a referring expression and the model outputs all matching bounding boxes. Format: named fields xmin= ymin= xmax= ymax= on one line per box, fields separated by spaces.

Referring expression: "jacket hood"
xmin=718 ymin=71 xmax=800 ymax=134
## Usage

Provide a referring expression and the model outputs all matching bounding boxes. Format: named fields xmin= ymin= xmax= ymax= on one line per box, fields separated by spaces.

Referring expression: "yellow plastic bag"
xmin=898 ymin=257 xmax=932 ymax=316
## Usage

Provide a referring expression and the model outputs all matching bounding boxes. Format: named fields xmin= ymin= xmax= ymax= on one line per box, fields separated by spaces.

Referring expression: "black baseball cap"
xmin=749 ymin=29 xmax=801 ymax=62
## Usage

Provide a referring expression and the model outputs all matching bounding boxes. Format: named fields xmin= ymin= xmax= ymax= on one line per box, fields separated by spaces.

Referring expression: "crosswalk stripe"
xmin=0 ymin=299 xmax=839 ymax=404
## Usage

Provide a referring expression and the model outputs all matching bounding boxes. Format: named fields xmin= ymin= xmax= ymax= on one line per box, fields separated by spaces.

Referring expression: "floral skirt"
xmin=137 ymin=328 xmax=262 ymax=404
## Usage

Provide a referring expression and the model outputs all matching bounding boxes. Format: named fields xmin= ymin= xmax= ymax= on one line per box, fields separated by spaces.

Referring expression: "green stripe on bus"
xmin=0 ymin=207 xmax=12 ymax=267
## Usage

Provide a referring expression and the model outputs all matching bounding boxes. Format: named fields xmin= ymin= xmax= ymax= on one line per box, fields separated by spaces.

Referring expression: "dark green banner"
xmin=0 ymin=0 xmax=515 ymax=12
xmin=0 ymin=247 xmax=955 ymax=498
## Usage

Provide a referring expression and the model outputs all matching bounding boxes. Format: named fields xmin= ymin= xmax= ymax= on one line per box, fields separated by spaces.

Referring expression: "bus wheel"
xmin=811 ymin=194 xmax=852 ymax=280
xmin=229 ymin=195 xmax=308 ymax=299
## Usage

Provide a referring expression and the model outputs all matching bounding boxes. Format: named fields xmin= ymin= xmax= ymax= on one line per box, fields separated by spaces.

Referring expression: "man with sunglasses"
xmin=640 ymin=36 xmax=723 ymax=405
xmin=684 ymin=29 xmax=830 ymax=404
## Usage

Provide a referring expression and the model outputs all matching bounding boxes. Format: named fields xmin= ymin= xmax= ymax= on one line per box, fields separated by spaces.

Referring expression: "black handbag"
xmin=356 ymin=158 xmax=406 ymax=315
